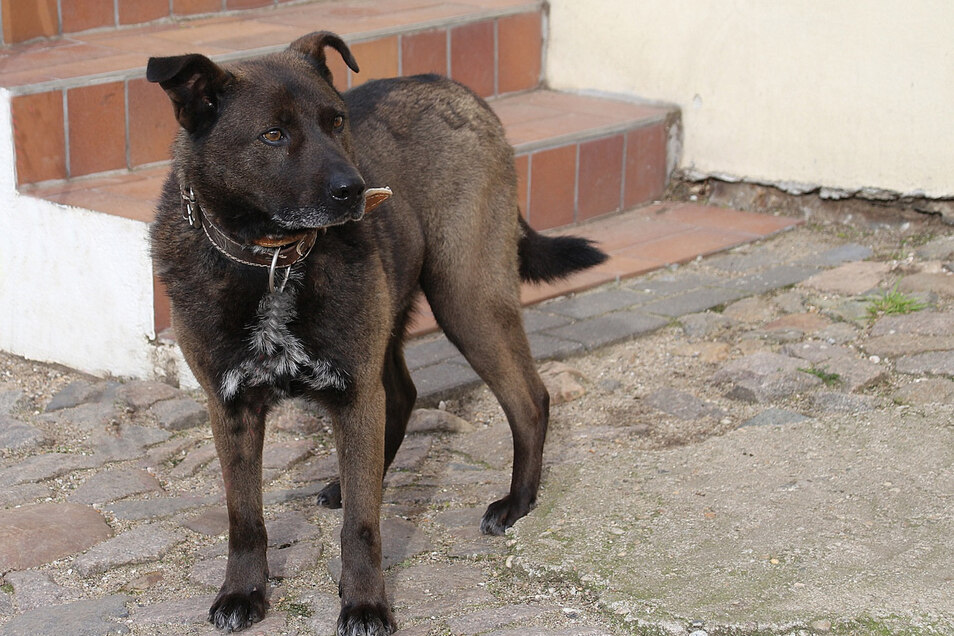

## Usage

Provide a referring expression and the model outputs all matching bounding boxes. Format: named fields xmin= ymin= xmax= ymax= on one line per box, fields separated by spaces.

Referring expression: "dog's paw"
xmin=336 ymin=603 xmax=396 ymax=636
xmin=317 ymin=480 xmax=343 ymax=508
xmin=480 ymin=495 xmax=531 ymax=536
xmin=209 ymin=589 xmax=267 ymax=633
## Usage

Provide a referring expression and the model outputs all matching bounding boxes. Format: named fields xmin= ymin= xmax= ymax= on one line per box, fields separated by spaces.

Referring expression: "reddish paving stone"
xmin=0 ymin=503 xmax=112 ymax=570
xmin=799 ymin=261 xmax=891 ymax=295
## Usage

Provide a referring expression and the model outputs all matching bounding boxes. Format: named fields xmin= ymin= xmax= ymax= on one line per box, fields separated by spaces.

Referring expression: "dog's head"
xmin=147 ymin=32 xmax=367 ymax=243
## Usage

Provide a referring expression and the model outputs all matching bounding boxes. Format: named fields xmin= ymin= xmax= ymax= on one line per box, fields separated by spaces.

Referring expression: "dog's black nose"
xmin=329 ymin=175 xmax=365 ymax=202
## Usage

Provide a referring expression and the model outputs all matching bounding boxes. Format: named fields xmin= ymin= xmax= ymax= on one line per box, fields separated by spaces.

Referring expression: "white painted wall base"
xmin=0 ymin=88 xmax=158 ymax=379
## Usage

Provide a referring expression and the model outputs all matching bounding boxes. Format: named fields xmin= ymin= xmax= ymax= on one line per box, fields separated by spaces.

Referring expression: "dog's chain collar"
xmin=180 ymin=186 xmax=317 ymax=293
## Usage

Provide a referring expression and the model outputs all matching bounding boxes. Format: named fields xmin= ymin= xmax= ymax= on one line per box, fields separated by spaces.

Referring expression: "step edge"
xmin=4 ymin=2 xmax=543 ymax=96
xmin=512 ymin=114 xmax=670 ymax=155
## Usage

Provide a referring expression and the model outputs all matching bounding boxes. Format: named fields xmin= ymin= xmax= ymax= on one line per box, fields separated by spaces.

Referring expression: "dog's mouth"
xmin=257 ymin=186 xmax=392 ymax=247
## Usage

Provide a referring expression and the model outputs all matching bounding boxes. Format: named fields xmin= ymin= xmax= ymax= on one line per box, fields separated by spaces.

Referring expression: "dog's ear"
xmin=146 ymin=54 xmax=231 ymax=134
xmin=289 ymin=31 xmax=360 ymax=87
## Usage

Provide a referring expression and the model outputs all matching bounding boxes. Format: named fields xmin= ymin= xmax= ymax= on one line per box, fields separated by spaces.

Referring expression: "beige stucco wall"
xmin=546 ymin=1 xmax=954 ymax=198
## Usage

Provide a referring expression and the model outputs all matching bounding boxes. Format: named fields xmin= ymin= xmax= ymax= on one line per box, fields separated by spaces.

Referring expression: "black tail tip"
xmin=519 ymin=234 xmax=608 ymax=284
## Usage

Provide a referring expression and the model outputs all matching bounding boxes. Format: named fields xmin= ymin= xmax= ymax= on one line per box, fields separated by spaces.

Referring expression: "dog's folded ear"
xmin=146 ymin=54 xmax=231 ymax=134
xmin=289 ymin=31 xmax=360 ymax=88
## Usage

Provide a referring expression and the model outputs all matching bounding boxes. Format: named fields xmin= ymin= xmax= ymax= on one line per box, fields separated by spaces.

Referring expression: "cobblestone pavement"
xmin=3 ymin=218 xmax=954 ymax=635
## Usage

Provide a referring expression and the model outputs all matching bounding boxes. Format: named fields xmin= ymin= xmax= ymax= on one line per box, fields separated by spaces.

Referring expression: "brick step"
xmin=24 ymin=88 xmax=676 ymax=336
xmin=4 ymin=0 xmax=544 ymax=185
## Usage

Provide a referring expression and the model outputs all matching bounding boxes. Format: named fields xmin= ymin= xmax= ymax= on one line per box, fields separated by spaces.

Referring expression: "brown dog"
xmin=147 ymin=32 xmax=606 ymax=634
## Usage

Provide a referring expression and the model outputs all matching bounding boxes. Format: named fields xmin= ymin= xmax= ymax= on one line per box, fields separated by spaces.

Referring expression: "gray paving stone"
xmin=433 ymin=506 xmax=507 ymax=558
xmin=639 ymin=287 xmax=747 ymax=317
xmin=898 ymin=272 xmax=954 ymax=298
xmin=521 ymin=308 xmax=574 ymax=332
xmin=130 ymin=594 xmax=213 ymax=626
xmin=544 ymin=289 xmax=647 ymax=319
xmin=404 ymin=336 xmax=460 ymax=371
xmin=0 ymin=415 xmax=46 ymax=451
xmin=263 ymin=439 xmax=313 ymax=471
xmin=148 ymin=397 xmax=207 ymax=431
xmin=545 ymin=310 xmax=669 ymax=350
xmin=0 ymin=595 xmax=130 ymax=636
xmin=390 ymin=435 xmax=434 ymax=471
xmin=0 ymin=482 xmax=51 ymax=508
xmin=813 ymin=296 xmax=872 ymax=325
xmin=870 ymin=311 xmax=954 ymax=337
xmin=893 ymin=378 xmax=954 ymax=405
xmin=44 ymin=380 xmax=113 ymax=413
xmin=916 ymin=236 xmax=954 ymax=261
xmin=808 ymin=243 xmax=874 ymax=266
xmin=106 ymin=494 xmax=220 ymax=521
xmin=168 ymin=442 xmax=218 ymax=478
xmin=445 ymin=603 xmax=555 ymax=634
xmin=711 ymin=351 xmax=822 ymax=403
xmin=39 ymin=401 xmax=118 ymax=430
xmin=527 ymin=332 xmax=586 ymax=360
xmin=411 ymin=361 xmax=481 ymax=401
xmin=705 ymin=249 xmax=778 ymax=273
xmin=740 ymin=408 xmax=811 ymax=428
xmin=645 ymin=387 xmax=726 ymax=420
xmin=0 ymin=503 xmax=112 ymax=571
xmin=863 ymin=334 xmax=954 ymax=357
xmin=679 ymin=312 xmax=735 ymax=339
xmin=0 ymin=452 xmax=103 ymax=487
xmin=817 ymin=322 xmax=860 ymax=344
xmin=626 ymin=272 xmax=722 ymax=295
xmin=809 ymin=391 xmax=882 ymax=414
xmin=114 ymin=380 xmax=180 ymax=411
xmin=0 ymin=385 xmax=26 ymax=415
xmin=722 ymin=264 xmax=820 ymax=294
xmin=269 ymin=541 xmax=321 ymax=579
xmin=267 ymin=510 xmax=321 ymax=547
xmin=263 ymin=482 xmax=325 ymax=506
xmin=87 ymin=423 xmax=171 ymax=461
xmin=895 ymin=351 xmax=954 ymax=377
xmin=801 ymin=261 xmax=892 ymax=295
xmin=73 ymin=523 xmax=185 ymax=577
xmin=69 ymin=467 xmax=163 ymax=505
xmin=3 ymin=571 xmax=81 ymax=612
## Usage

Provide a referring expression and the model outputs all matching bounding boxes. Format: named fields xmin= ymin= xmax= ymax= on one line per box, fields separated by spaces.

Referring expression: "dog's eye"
xmin=332 ymin=115 xmax=344 ymax=131
xmin=261 ymin=128 xmax=286 ymax=144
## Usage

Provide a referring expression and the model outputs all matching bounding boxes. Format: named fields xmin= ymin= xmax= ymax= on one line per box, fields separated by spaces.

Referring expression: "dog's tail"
xmin=517 ymin=216 xmax=608 ymax=284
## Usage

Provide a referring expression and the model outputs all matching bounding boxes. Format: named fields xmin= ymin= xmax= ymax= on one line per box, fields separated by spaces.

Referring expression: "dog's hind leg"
xmin=206 ymin=396 xmax=270 ymax=632
xmin=316 ymin=337 xmax=416 ymax=509
xmin=423 ymin=277 xmax=549 ymax=536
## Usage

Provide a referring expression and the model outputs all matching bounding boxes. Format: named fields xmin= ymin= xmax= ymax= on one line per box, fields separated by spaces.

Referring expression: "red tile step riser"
xmin=516 ymin=121 xmax=671 ymax=231
xmin=10 ymin=10 xmax=543 ymax=186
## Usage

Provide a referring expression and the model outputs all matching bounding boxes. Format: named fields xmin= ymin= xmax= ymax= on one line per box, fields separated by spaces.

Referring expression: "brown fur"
xmin=147 ymin=32 xmax=605 ymax=635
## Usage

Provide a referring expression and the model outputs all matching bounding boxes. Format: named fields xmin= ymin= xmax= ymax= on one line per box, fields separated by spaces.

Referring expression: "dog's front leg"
xmin=331 ymin=383 xmax=396 ymax=636
xmin=207 ymin=398 xmax=269 ymax=632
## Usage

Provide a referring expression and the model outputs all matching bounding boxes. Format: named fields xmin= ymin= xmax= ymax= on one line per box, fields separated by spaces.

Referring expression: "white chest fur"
xmin=220 ymin=284 xmax=347 ymax=401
